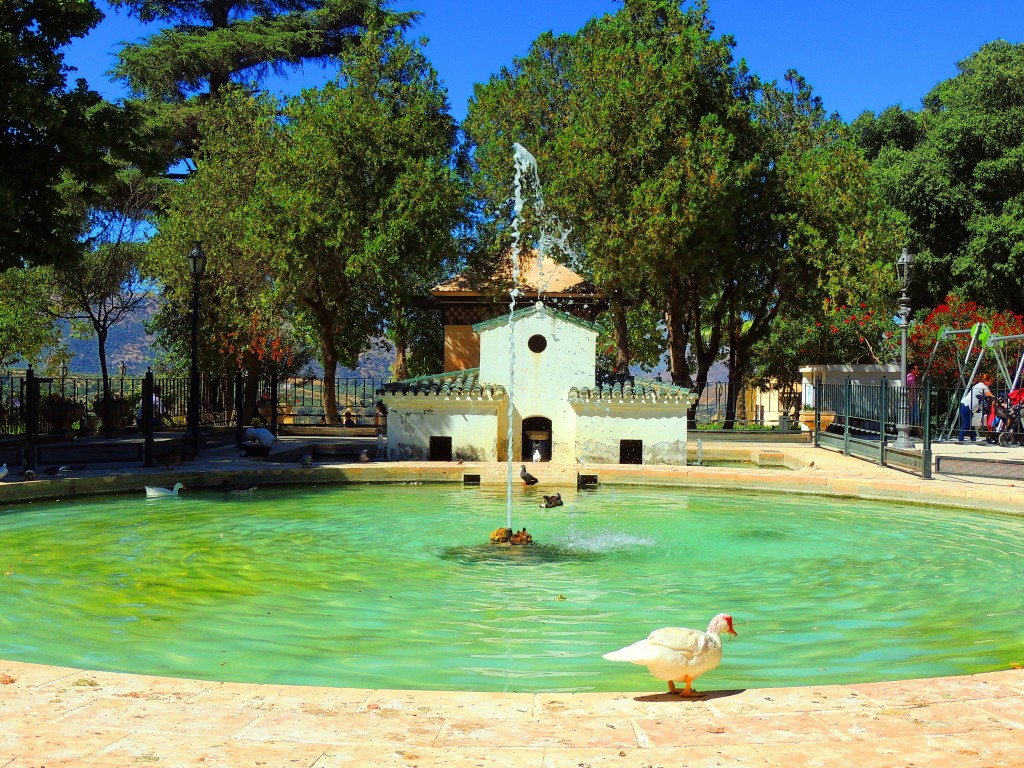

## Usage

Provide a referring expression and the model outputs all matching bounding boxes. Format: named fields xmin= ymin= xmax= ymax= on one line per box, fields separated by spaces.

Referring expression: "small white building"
xmin=382 ymin=301 xmax=698 ymax=464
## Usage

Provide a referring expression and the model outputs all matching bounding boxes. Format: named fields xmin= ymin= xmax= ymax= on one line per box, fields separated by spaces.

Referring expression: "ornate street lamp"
xmin=893 ymin=248 xmax=915 ymax=449
xmin=187 ymin=240 xmax=207 ymax=456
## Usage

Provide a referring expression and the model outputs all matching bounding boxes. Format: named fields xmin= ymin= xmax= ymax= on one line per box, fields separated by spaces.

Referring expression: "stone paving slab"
xmin=1 ymin=661 xmax=1023 ymax=767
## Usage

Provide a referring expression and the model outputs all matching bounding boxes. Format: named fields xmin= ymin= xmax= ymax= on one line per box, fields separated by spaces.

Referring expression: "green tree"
xmin=110 ymin=0 xmax=416 ymax=167
xmin=466 ymin=0 xmax=898 ymax=425
xmin=0 ymin=267 xmax=62 ymax=368
xmin=148 ymin=30 xmax=465 ymax=417
xmin=253 ymin=28 xmax=466 ymax=415
xmin=144 ymin=91 xmax=313 ymax=381
xmin=852 ymin=41 xmax=1024 ymax=313
xmin=49 ymin=173 xmax=156 ymax=418
xmin=0 ymin=0 xmax=141 ymax=268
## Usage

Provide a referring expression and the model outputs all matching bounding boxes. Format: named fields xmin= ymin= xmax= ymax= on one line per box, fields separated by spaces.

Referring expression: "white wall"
xmin=575 ymin=407 xmax=689 ymax=464
xmin=799 ymin=364 xmax=901 ymax=408
xmin=478 ymin=304 xmax=597 ymax=463
xmin=386 ymin=401 xmax=501 ymax=461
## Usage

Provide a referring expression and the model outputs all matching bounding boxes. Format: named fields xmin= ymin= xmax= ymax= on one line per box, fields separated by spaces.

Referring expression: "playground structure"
xmin=923 ymin=323 xmax=1024 ymax=441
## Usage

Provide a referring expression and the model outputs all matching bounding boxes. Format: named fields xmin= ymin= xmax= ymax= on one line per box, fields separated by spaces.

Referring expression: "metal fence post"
xmin=24 ymin=366 xmax=37 ymax=471
xmin=843 ymin=377 xmax=852 ymax=456
xmin=143 ymin=369 xmax=155 ymax=467
xmin=813 ymin=376 xmax=821 ymax=448
xmin=234 ymin=371 xmax=244 ymax=447
xmin=270 ymin=367 xmax=279 ymax=436
xmin=879 ymin=379 xmax=887 ymax=466
xmin=922 ymin=379 xmax=933 ymax=479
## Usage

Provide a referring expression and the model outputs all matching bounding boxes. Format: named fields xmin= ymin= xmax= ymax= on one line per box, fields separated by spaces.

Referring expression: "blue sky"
xmin=66 ymin=0 xmax=1024 ymax=122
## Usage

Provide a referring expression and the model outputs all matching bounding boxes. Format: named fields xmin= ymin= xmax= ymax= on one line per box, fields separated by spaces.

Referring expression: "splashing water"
xmin=506 ymin=145 xmax=529 ymax=528
xmin=505 ymin=144 xmax=579 ymax=529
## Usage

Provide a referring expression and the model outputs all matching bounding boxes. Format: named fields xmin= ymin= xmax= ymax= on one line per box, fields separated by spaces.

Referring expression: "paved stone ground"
xmin=1 ymin=440 xmax=1023 ymax=766
xmin=2 ymin=660 xmax=1023 ymax=767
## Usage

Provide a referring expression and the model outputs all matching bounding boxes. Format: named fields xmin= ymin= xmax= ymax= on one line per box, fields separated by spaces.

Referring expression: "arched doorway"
xmin=522 ymin=416 xmax=552 ymax=462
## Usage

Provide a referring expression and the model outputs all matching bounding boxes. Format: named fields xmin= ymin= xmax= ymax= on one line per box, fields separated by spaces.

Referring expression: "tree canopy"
xmin=110 ymin=0 xmax=417 ymax=166
xmin=853 ymin=40 xmax=1024 ymax=314
xmin=466 ymin=0 xmax=900 ymax=406
xmin=146 ymin=29 xmax=466 ymax=416
xmin=0 ymin=0 xmax=142 ymax=269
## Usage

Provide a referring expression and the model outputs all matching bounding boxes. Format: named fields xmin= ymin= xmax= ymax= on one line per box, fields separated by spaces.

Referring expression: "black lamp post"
xmin=893 ymin=248 xmax=915 ymax=449
xmin=187 ymin=240 xmax=206 ymax=456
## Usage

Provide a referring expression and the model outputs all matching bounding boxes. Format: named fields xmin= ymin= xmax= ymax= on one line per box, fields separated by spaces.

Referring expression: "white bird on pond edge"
xmin=145 ymin=483 xmax=185 ymax=498
xmin=532 ymin=448 xmax=541 ymax=463
xmin=0 ymin=463 xmax=7 ymax=481
xmin=602 ymin=613 xmax=737 ymax=697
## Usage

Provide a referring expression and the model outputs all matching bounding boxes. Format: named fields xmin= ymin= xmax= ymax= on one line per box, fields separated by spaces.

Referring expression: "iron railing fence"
xmin=4 ymin=374 xmax=808 ymax=435
xmin=692 ymin=381 xmax=802 ymax=429
xmin=245 ymin=375 xmax=388 ymax=427
xmin=0 ymin=373 xmax=391 ymax=436
xmin=808 ymin=377 xmax=933 ymax=478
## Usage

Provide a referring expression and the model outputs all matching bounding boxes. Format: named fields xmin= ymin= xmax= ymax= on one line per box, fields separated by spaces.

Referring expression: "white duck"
xmin=145 ymin=483 xmax=186 ymax=498
xmin=603 ymin=613 xmax=737 ymax=696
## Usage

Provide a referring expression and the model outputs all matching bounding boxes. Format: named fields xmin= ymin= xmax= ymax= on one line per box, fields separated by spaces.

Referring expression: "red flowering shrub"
xmin=798 ymin=298 xmax=898 ymax=366
xmin=909 ymin=294 xmax=1024 ymax=388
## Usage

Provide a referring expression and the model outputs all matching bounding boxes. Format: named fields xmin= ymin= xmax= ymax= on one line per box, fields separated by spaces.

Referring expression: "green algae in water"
xmin=1 ymin=483 xmax=1022 ymax=693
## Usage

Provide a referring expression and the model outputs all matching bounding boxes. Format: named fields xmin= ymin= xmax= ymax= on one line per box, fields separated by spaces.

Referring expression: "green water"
xmin=0 ymin=483 xmax=1021 ymax=693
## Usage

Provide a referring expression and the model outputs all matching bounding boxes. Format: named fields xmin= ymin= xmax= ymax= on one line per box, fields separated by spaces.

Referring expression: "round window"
xmin=527 ymin=334 xmax=547 ymax=353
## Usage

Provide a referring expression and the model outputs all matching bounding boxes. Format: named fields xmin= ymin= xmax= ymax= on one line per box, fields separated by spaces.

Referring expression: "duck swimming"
xmin=540 ymin=493 xmax=563 ymax=508
xmin=221 ymin=479 xmax=256 ymax=493
xmin=145 ymin=483 xmax=185 ymax=498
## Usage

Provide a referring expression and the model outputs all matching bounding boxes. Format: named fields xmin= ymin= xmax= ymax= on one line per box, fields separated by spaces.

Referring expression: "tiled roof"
xmin=380 ymin=369 xmax=507 ymax=400
xmin=473 ymin=301 xmax=603 ymax=334
xmin=569 ymin=371 xmax=697 ymax=405
xmin=432 ymin=250 xmax=601 ymax=296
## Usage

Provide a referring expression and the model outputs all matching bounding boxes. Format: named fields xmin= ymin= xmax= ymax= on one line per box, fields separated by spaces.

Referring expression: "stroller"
xmin=982 ymin=389 xmax=1024 ymax=446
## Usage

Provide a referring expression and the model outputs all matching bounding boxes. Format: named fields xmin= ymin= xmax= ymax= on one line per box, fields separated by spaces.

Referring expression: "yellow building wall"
xmin=444 ymin=326 xmax=480 ymax=372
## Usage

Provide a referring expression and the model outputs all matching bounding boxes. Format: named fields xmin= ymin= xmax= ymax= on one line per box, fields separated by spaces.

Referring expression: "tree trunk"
xmin=723 ymin=314 xmax=739 ymax=430
xmin=392 ymin=311 xmax=409 ymax=381
xmin=609 ymin=293 xmax=631 ymax=373
xmin=322 ymin=349 xmax=340 ymax=424
xmin=665 ymin=277 xmax=691 ymax=388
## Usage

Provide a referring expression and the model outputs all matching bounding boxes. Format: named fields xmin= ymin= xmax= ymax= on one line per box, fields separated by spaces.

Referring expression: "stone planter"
xmin=799 ymin=410 xmax=836 ymax=432
xmin=258 ymin=403 xmax=294 ymax=424
xmin=40 ymin=404 xmax=86 ymax=437
xmin=93 ymin=399 xmax=133 ymax=432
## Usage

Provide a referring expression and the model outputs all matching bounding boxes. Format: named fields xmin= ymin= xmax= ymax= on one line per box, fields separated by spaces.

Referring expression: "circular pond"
xmin=0 ymin=483 xmax=1021 ymax=693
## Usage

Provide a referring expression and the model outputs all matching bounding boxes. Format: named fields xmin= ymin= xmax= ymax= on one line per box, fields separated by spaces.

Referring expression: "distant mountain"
xmin=62 ymin=302 xmax=395 ymax=379
xmin=63 ymin=300 xmax=159 ymax=375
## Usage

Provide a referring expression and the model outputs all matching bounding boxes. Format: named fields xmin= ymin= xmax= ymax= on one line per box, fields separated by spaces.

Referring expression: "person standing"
xmin=959 ymin=373 xmax=994 ymax=442
xmin=137 ymin=384 xmax=168 ymax=428
xmin=906 ymin=364 xmax=921 ymax=429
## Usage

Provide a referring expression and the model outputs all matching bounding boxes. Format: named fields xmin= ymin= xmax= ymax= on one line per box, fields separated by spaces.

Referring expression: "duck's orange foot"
xmin=668 ymin=680 xmax=704 ymax=697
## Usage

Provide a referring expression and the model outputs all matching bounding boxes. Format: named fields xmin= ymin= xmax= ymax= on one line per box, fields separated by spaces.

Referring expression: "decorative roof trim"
xmin=380 ymin=368 xmax=507 ymax=401
xmin=568 ymin=373 xmax=698 ymax=406
xmin=473 ymin=301 xmax=603 ymax=335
